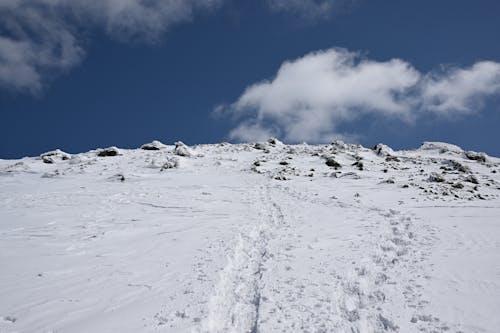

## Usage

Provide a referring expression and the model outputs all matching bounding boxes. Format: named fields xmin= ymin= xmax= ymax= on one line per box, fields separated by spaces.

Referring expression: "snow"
xmin=1 ymin=141 xmax=500 ymax=332
xmin=141 ymin=141 xmax=168 ymax=151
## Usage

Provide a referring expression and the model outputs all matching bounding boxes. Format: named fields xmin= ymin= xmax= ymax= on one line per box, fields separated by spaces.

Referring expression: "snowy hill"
xmin=1 ymin=140 xmax=499 ymax=333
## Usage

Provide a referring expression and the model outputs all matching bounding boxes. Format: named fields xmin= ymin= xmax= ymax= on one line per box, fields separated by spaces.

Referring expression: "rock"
xmin=419 ymin=142 xmax=463 ymax=154
xmin=464 ymin=175 xmax=479 ymax=184
xmin=40 ymin=149 xmax=71 ymax=163
xmin=385 ymin=156 xmax=400 ymax=162
xmin=338 ymin=172 xmax=361 ymax=179
xmin=267 ymin=137 xmax=284 ymax=146
xmin=443 ymin=159 xmax=470 ymax=173
xmin=380 ymin=178 xmax=395 ymax=184
xmin=279 ymin=161 xmax=289 ymax=166
xmin=174 ymin=141 xmax=192 ymax=157
xmin=254 ymin=142 xmax=267 ymax=150
xmin=141 ymin=140 xmax=167 ymax=151
xmin=464 ymin=151 xmax=487 ymax=163
xmin=41 ymin=170 xmax=61 ymax=178
xmin=373 ymin=143 xmax=395 ymax=156
xmin=428 ymin=172 xmax=445 ymax=183
xmin=97 ymin=147 xmax=120 ymax=157
xmin=352 ymin=161 xmax=364 ymax=170
xmin=325 ymin=157 xmax=341 ymax=169
xmin=160 ymin=157 xmax=179 ymax=171
xmin=108 ymin=173 xmax=125 ymax=182
xmin=332 ymin=140 xmax=348 ymax=150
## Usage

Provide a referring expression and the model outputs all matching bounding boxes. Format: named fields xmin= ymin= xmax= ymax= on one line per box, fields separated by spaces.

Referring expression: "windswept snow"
xmin=0 ymin=141 xmax=500 ymax=332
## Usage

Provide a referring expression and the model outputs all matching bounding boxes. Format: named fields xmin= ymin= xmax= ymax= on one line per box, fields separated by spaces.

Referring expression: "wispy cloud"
xmin=0 ymin=0 xmax=222 ymax=93
xmin=221 ymin=48 xmax=500 ymax=143
xmin=266 ymin=0 xmax=353 ymax=19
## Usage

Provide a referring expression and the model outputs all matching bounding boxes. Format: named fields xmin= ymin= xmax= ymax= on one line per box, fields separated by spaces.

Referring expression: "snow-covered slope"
xmin=1 ymin=140 xmax=499 ymax=333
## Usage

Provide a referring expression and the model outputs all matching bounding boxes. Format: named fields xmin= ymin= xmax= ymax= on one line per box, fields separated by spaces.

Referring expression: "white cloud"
xmin=422 ymin=61 xmax=500 ymax=114
xmin=228 ymin=121 xmax=276 ymax=142
xmin=0 ymin=0 xmax=222 ymax=93
xmin=223 ymin=48 xmax=500 ymax=143
xmin=0 ymin=0 xmax=358 ymax=94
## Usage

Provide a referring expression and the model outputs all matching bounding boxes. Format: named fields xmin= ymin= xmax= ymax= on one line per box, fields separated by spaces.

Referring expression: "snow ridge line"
xmin=201 ymin=185 xmax=285 ymax=333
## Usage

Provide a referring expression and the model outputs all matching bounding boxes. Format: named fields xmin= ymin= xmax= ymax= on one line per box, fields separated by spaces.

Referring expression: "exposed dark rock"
xmin=141 ymin=140 xmax=167 ymax=151
xmin=442 ymin=160 xmax=470 ymax=173
xmin=373 ymin=143 xmax=395 ymax=156
xmin=325 ymin=157 xmax=341 ymax=169
xmin=254 ymin=142 xmax=267 ymax=150
xmin=267 ymin=137 xmax=284 ymax=146
xmin=97 ymin=147 xmax=120 ymax=157
xmin=108 ymin=173 xmax=125 ymax=182
xmin=464 ymin=175 xmax=479 ymax=184
xmin=385 ymin=156 xmax=400 ymax=162
xmin=428 ymin=172 xmax=445 ymax=183
xmin=40 ymin=149 xmax=71 ymax=163
xmin=464 ymin=151 xmax=486 ymax=163
xmin=352 ymin=161 xmax=364 ymax=171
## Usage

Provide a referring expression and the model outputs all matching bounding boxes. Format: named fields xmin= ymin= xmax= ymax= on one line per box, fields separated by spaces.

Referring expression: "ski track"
xmin=200 ymin=184 xmax=286 ymax=333
xmin=199 ymin=182 xmax=442 ymax=333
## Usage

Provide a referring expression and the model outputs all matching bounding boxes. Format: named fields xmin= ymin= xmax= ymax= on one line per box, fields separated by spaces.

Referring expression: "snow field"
xmin=0 ymin=140 xmax=499 ymax=332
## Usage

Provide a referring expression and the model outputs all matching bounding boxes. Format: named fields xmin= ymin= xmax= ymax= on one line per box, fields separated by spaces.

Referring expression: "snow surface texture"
xmin=1 ymin=140 xmax=500 ymax=333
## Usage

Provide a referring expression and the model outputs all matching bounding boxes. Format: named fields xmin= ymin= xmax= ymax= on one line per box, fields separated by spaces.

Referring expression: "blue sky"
xmin=1 ymin=0 xmax=500 ymax=158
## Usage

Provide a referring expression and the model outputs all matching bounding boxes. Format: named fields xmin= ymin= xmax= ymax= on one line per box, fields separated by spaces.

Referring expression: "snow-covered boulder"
xmin=419 ymin=142 xmax=463 ymax=154
xmin=267 ymin=137 xmax=284 ymax=146
xmin=464 ymin=151 xmax=487 ymax=163
xmin=40 ymin=149 xmax=71 ymax=164
xmin=254 ymin=142 xmax=268 ymax=150
xmin=464 ymin=174 xmax=479 ymax=184
xmin=442 ymin=159 xmax=470 ymax=173
xmin=372 ymin=143 xmax=395 ymax=157
xmin=160 ymin=157 xmax=180 ymax=171
xmin=332 ymin=140 xmax=362 ymax=152
xmin=428 ymin=172 xmax=445 ymax=183
xmin=331 ymin=140 xmax=348 ymax=151
xmin=174 ymin=141 xmax=193 ymax=157
xmin=108 ymin=173 xmax=125 ymax=182
xmin=41 ymin=170 xmax=62 ymax=178
xmin=97 ymin=147 xmax=121 ymax=157
xmin=141 ymin=140 xmax=167 ymax=151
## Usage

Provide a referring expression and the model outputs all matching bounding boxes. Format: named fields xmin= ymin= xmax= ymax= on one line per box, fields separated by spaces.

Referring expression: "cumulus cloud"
xmin=0 ymin=0 xmax=222 ymax=93
xmin=223 ymin=48 xmax=500 ymax=143
xmin=228 ymin=121 xmax=276 ymax=142
xmin=422 ymin=61 xmax=500 ymax=114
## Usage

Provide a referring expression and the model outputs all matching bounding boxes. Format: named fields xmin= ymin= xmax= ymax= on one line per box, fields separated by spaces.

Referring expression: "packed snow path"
xmin=1 ymin=141 xmax=499 ymax=332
